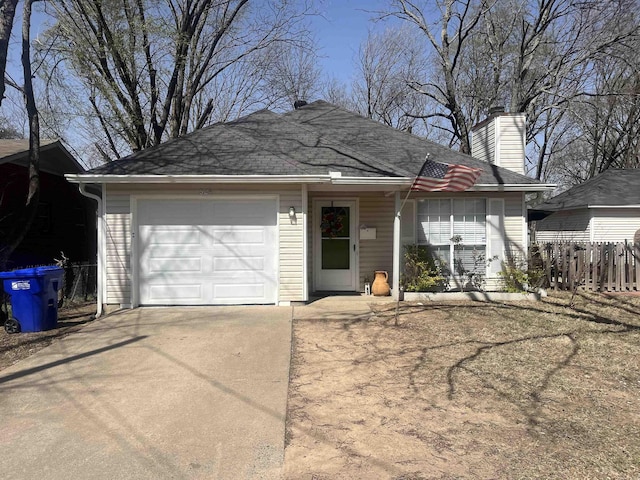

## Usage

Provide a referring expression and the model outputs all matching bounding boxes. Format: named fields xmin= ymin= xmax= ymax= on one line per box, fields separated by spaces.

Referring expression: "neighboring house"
xmin=532 ymin=169 xmax=640 ymax=243
xmin=0 ymin=139 xmax=96 ymax=267
xmin=65 ymin=101 xmax=554 ymax=307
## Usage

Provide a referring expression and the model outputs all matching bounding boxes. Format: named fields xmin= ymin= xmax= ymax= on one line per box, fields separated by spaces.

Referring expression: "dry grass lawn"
xmin=285 ymin=292 xmax=640 ymax=479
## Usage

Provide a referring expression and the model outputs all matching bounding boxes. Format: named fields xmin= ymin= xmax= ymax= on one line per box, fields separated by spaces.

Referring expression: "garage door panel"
xmin=145 ymin=244 xmax=208 ymax=259
xmin=211 ymin=201 xmax=277 ymax=226
xmin=148 ymin=257 xmax=202 ymax=273
xmin=212 ymin=228 xmax=269 ymax=245
xmin=214 ymin=284 xmax=265 ymax=300
xmin=138 ymin=198 xmax=277 ymax=305
xmin=142 ymin=226 xmax=205 ymax=245
xmin=213 ymin=256 xmax=265 ymax=272
xmin=148 ymin=284 xmax=203 ymax=302
xmin=140 ymin=200 xmax=205 ymax=225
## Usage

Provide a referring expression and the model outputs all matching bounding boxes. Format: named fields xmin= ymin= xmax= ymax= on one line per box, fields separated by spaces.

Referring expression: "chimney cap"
xmin=294 ymin=100 xmax=307 ymax=109
xmin=489 ymin=105 xmax=506 ymax=115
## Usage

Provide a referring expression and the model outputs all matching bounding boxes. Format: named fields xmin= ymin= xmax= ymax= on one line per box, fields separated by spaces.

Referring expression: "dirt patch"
xmin=285 ymin=291 xmax=640 ymax=479
xmin=0 ymin=302 xmax=97 ymax=371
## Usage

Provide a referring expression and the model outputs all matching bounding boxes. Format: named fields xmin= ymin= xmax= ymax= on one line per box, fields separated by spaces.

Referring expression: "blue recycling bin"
xmin=0 ymin=266 xmax=64 ymax=333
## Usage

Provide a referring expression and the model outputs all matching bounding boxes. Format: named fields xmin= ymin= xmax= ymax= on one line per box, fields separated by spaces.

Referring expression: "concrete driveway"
xmin=0 ymin=306 xmax=292 ymax=480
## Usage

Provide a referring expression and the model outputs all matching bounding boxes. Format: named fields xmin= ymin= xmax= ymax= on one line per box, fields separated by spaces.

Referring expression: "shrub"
xmin=499 ymin=250 xmax=546 ymax=293
xmin=402 ymin=245 xmax=448 ymax=292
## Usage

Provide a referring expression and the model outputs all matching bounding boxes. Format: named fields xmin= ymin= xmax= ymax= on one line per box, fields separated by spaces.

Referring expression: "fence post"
xmin=569 ymin=243 xmax=576 ymax=291
xmin=553 ymin=243 xmax=560 ymax=290
xmin=563 ymin=243 xmax=571 ymax=291
xmin=635 ymin=242 xmax=640 ymax=291
xmin=585 ymin=242 xmax=592 ymax=291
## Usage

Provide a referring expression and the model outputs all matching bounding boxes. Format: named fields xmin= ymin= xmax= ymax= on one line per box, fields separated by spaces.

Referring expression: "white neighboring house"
xmin=532 ymin=169 xmax=640 ymax=243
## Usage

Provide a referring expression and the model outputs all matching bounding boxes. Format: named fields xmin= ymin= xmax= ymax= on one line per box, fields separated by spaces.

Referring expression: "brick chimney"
xmin=471 ymin=107 xmax=526 ymax=175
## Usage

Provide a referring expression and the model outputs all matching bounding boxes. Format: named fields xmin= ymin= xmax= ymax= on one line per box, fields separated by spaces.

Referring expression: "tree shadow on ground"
xmin=366 ymin=292 xmax=639 ymax=432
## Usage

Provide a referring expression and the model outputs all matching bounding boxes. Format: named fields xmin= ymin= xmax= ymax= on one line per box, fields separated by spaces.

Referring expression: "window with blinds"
xmin=416 ymin=198 xmax=487 ymax=276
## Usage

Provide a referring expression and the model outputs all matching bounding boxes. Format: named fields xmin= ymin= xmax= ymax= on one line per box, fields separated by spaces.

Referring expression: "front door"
xmin=314 ymin=199 xmax=358 ymax=291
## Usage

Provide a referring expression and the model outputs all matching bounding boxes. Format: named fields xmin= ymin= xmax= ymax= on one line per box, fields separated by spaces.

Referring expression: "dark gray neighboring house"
xmin=66 ymin=100 xmax=554 ymax=308
xmin=532 ymin=169 xmax=640 ymax=243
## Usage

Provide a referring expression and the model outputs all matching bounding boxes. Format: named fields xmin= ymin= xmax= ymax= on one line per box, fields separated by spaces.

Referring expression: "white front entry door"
xmin=314 ymin=199 xmax=358 ymax=291
xmin=137 ymin=198 xmax=278 ymax=305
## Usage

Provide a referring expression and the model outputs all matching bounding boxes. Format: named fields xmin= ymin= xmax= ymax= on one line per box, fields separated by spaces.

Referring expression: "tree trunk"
xmin=0 ymin=0 xmax=19 ymax=106
xmin=0 ymin=0 xmax=40 ymax=271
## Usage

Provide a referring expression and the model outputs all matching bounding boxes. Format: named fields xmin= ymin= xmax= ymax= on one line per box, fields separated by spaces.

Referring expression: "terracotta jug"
xmin=372 ymin=270 xmax=391 ymax=296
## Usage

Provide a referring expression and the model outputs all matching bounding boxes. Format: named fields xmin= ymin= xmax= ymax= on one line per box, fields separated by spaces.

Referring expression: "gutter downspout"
xmin=77 ymin=183 xmax=104 ymax=318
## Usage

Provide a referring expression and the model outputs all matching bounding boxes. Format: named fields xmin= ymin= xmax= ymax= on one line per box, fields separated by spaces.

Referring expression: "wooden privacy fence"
xmin=535 ymin=242 xmax=640 ymax=292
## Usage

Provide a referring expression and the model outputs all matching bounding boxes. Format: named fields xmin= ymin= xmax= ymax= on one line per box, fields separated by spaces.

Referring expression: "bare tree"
xmin=0 ymin=114 xmax=23 ymax=138
xmin=0 ymin=0 xmax=42 ymax=269
xmin=379 ymin=0 xmax=639 ymax=181
xmin=545 ymin=42 xmax=640 ymax=187
xmin=37 ymin=0 xmax=315 ymax=159
xmin=352 ymin=26 xmax=429 ymax=133
xmin=386 ymin=0 xmax=490 ymax=153
xmin=0 ymin=0 xmax=19 ymax=107
xmin=260 ymin=40 xmax=322 ymax=110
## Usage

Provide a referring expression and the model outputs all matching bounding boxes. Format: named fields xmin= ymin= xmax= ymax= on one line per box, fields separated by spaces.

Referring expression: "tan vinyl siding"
xmin=503 ymin=192 xmax=525 ymax=256
xmin=358 ymin=194 xmax=395 ymax=290
xmin=104 ymin=189 xmax=131 ymax=304
xmin=535 ymin=209 xmax=591 ymax=242
xmin=591 ymin=208 xmax=640 ymax=242
xmin=278 ymin=189 xmax=304 ymax=301
xmin=496 ymin=114 xmax=526 ymax=175
xmin=471 ymin=121 xmax=495 ymax=165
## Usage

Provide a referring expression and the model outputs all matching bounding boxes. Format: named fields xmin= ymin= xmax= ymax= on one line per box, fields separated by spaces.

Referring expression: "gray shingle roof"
xmin=86 ymin=100 xmax=540 ymax=185
xmin=535 ymin=169 xmax=640 ymax=210
xmin=0 ymin=139 xmax=85 ymax=175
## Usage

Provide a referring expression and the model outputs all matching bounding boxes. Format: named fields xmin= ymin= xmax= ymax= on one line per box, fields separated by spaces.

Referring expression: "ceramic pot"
xmin=372 ymin=270 xmax=390 ymax=296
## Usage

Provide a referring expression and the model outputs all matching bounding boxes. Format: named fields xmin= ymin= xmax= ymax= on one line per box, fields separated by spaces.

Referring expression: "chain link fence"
xmin=60 ymin=263 xmax=97 ymax=306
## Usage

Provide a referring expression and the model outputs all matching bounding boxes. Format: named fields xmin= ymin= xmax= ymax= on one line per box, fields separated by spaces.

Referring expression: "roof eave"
xmin=65 ymin=174 xmax=556 ymax=191
xmin=65 ymin=174 xmax=334 ymax=184
xmin=588 ymin=204 xmax=640 ymax=209
xmin=333 ymin=177 xmax=555 ymax=191
xmin=469 ymin=183 xmax=556 ymax=192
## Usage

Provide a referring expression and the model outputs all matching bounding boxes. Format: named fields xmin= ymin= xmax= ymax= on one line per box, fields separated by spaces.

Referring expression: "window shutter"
xmin=487 ymin=199 xmax=505 ymax=277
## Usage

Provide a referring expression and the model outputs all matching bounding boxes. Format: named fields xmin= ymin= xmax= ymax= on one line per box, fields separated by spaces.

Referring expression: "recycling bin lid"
xmin=0 ymin=266 xmax=63 ymax=278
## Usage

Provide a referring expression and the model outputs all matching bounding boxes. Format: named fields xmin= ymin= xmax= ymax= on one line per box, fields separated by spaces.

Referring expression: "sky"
xmin=5 ymin=0 xmax=390 ymax=93
xmin=1 ymin=0 xmax=396 ymax=161
xmin=311 ymin=0 xmax=390 ymax=83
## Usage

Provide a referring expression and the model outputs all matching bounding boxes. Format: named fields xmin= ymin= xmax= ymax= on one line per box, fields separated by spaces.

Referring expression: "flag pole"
xmin=393 ymin=153 xmax=429 ymax=320
xmin=397 ymin=153 xmax=429 ymax=218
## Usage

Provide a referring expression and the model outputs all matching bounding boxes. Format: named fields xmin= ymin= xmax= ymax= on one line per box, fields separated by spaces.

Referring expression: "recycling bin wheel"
xmin=4 ymin=317 xmax=20 ymax=334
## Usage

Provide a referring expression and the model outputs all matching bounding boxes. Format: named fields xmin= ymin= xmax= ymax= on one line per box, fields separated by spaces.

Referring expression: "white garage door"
xmin=137 ymin=198 xmax=278 ymax=305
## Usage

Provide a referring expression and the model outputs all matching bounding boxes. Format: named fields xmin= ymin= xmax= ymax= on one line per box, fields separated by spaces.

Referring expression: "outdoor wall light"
xmin=289 ymin=206 xmax=296 ymax=217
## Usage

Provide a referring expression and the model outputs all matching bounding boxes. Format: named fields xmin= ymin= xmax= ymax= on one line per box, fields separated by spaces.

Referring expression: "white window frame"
xmin=415 ymin=198 xmax=488 ymax=278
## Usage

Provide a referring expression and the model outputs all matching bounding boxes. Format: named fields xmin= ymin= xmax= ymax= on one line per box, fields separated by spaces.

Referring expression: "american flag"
xmin=411 ymin=157 xmax=482 ymax=192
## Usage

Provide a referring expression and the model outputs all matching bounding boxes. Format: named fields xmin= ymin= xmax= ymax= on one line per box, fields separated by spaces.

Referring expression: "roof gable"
xmin=0 ymin=139 xmax=85 ymax=175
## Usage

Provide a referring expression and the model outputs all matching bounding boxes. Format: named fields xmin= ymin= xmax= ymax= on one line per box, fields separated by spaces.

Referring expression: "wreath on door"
xmin=321 ymin=208 xmax=345 ymax=238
